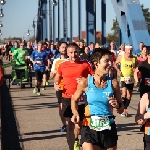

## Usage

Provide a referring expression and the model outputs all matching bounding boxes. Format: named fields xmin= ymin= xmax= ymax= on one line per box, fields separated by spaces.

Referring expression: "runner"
xmin=54 ymin=42 xmax=93 ymax=150
xmin=135 ymin=45 xmax=148 ymax=92
xmin=50 ymin=42 xmax=68 ymax=132
xmin=114 ymin=44 xmax=136 ymax=117
xmin=134 ymin=47 xmax=150 ymax=98
xmin=42 ymin=42 xmax=52 ymax=90
xmin=71 ymin=48 xmax=124 ymax=150
xmin=30 ymin=41 xmax=50 ymax=95
xmin=135 ymin=92 xmax=150 ymax=150
xmin=13 ymin=42 xmax=29 ymax=66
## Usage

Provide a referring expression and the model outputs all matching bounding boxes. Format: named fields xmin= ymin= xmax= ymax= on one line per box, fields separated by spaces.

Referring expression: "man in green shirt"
xmin=13 ymin=43 xmax=29 ymax=66
xmin=9 ymin=41 xmax=18 ymax=60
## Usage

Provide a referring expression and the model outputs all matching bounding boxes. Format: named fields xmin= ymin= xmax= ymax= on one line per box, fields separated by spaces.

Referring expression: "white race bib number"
xmin=90 ymin=116 xmax=111 ymax=131
xmin=124 ymin=76 xmax=132 ymax=84
xmin=145 ymin=78 xmax=150 ymax=86
xmin=36 ymin=61 xmax=42 ymax=66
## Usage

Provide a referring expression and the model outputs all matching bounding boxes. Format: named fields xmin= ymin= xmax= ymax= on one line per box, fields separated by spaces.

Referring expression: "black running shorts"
xmin=62 ymin=98 xmax=85 ymax=121
xmin=121 ymin=81 xmax=134 ymax=91
xmin=35 ymin=70 xmax=43 ymax=82
xmin=144 ymin=134 xmax=150 ymax=150
xmin=56 ymin=90 xmax=63 ymax=103
xmin=81 ymin=123 xmax=118 ymax=148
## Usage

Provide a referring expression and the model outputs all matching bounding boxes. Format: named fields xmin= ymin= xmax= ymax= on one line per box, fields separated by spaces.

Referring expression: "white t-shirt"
xmin=110 ymin=50 xmax=117 ymax=57
xmin=117 ymin=50 xmax=125 ymax=56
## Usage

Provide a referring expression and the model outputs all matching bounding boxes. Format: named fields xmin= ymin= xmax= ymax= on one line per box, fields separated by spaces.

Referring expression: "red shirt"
xmin=58 ymin=60 xmax=93 ymax=98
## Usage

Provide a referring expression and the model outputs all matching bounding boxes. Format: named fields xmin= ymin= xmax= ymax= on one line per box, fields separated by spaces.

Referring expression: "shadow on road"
xmin=1 ymin=83 xmax=22 ymax=150
xmin=20 ymin=133 xmax=66 ymax=142
xmin=23 ymin=129 xmax=60 ymax=136
xmin=117 ymin=122 xmax=140 ymax=132
xmin=14 ymin=102 xmax=59 ymax=111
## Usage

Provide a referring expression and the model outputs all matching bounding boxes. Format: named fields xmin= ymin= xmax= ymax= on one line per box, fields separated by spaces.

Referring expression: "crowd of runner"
xmin=1 ymin=39 xmax=150 ymax=150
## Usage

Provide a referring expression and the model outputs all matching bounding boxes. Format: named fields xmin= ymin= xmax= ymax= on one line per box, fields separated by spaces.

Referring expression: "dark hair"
xmin=142 ymin=45 xmax=147 ymax=50
xmin=59 ymin=42 xmax=68 ymax=47
xmin=90 ymin=48 xmax=112 ymax=71
xmin=67 ymin=42 xmax=79 ymax=49
xmin=90 ymin=42 xmax=94 ymax=45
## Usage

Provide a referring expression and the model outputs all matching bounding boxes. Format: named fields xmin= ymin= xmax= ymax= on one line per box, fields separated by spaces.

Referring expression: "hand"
xmin=71 ymin=114 xmax=80 ymax=124
xmin=33 ymin=61 xmax=36 ymax=65
xmin=134 ymin=81 xmax=140 ymax=87
xmin=54 ymin=83 xmax=60 ymax=91
xmin=108 ymin=97 xmax=118 ymax=108
xmin=117 ymin=70 xmax=122 ymax=77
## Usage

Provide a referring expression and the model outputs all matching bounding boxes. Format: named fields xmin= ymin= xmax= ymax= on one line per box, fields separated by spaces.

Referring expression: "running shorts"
xmin=144 ymin=134 xmax=150 ymax=150
xmin=121 ymin=81 xmax=134 ymax=91
xmin=35 ymin=70 xmax=43 ymax=82
xmin=56 ymin=90 xmax=63 ymax=103
xmin=62 ymin=98 xmax=85 ymax=121
xmin=81 ymin=123 xmax=118 ymax=148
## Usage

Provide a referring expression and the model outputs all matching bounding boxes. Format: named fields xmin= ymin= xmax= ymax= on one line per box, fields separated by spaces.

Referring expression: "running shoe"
xmin=74 ymin=140 xmax=80 ymax=150
xmin=33 ymin=89 xmax=38 ymax=94
xmin=136 ymin=87 xmax=140 ymax=92
xmin=60 ymin=125 xmax=67 ymax=132
xmin=46 ymin=81 xmax=49 ymax=86
xmin=121 ymin=110 xmax=128 ymax=117
xmin=37 ymin=92 xmax=41 ymax=96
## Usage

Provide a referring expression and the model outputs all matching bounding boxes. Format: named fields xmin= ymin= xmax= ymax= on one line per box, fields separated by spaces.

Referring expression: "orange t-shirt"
xmin=57 ymin=60 xmax=93 ymax=98
xmin=54 ymin=59 xmax=67 ymax=90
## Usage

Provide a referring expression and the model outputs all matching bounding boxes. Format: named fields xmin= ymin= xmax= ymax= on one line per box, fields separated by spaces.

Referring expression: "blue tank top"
xmin=85 ymin=75 xmax=114 ymax=116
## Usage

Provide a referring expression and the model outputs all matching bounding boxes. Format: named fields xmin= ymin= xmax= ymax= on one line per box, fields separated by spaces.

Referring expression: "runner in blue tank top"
xmin=71 ymin=48 xmax=124 ymax=150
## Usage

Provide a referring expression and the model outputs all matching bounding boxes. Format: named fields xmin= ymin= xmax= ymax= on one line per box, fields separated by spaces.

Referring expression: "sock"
xmin=38 ymin=88 xmax=40 ymax=92
xmin=122 ymin=97 xmax=126 ymax=106
xmin=34 ymin=86 xmax=38 ymax=89
xmin=124 ymin=98 xmax=130 ymax=109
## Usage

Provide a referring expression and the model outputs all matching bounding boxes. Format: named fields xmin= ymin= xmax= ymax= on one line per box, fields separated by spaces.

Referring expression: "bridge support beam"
xmin=111 ymin=0 xmax=150 ymax=51
xmin=101 ymin=0 xmax=106 ymax=45
xmin=63 ymin=0 xmax=67 ymax=42
xmin=86 ymin=0 xmax=96 ymax=45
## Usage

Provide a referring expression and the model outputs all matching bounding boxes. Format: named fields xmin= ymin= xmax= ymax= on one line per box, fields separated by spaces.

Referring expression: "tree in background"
xmin=106 ymin=17 xmax=119 ymax=46
xmin=141 ymin=4 xmax=150 ymax=34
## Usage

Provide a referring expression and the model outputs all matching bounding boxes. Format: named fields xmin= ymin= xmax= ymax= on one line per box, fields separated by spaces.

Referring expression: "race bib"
xmin=78 ymin=95 xmax=85 ymax=105
xmin=124 ymin=76 xmax=132 ymax=84
xmin=90 ymin=116 xmax=111 ymax=131
xmin=36 ymin=61 xmax=42 ymax=66
xmin=145 ymin=78 xmax=150 ymax=86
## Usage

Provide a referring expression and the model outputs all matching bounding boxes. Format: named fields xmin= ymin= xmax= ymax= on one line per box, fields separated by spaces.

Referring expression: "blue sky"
xmin=1 ymin=0 xmax=150 ymax=40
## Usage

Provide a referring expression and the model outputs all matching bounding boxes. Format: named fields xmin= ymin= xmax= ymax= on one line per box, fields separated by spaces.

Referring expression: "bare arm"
xmin=112 ymin=79 xmax=124 ymax=114
xmin=113 ymin=56 xmax=121 ymax=75
xmin=134 ymin=67 xmax=139 ymax=83
xmin=135 ymin=93 xmax=149 ymax=125
xmin=54 ymin=72 xmax=61 ymax=84
xmin=71 ymin=78 xmax=88 ymax=116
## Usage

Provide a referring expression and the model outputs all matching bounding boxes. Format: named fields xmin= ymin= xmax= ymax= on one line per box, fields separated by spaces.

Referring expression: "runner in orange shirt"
xmin=50 ymin=42 xmax=68 ymax=132
xmin=54 ymin=42 xmax=93 ymax=150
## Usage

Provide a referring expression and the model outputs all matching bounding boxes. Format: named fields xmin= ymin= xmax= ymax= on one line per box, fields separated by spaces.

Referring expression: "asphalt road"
xmin=1 ymin=63 xmax=144 ymax=150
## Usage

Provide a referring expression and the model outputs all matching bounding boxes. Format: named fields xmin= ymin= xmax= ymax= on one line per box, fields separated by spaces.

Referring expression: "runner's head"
xmin=67 ymin=42 xmax=79 ymax=62
xmin=90 ymin=48 xmax=112 ymax=75
xmin=20 ymin=42 xmax=25 ymax=50
xmin=59 ymin=42 xmax=67 ymax=55
xmin=125 ymin=44 xmax=133 ymax=56
xmin=37 ymin=41 xmax=43 ymax=51
xmin=141 ymin=45 xmax=148 ymax=56
xmin=147 ymin=46 xmax=150 ymax=59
